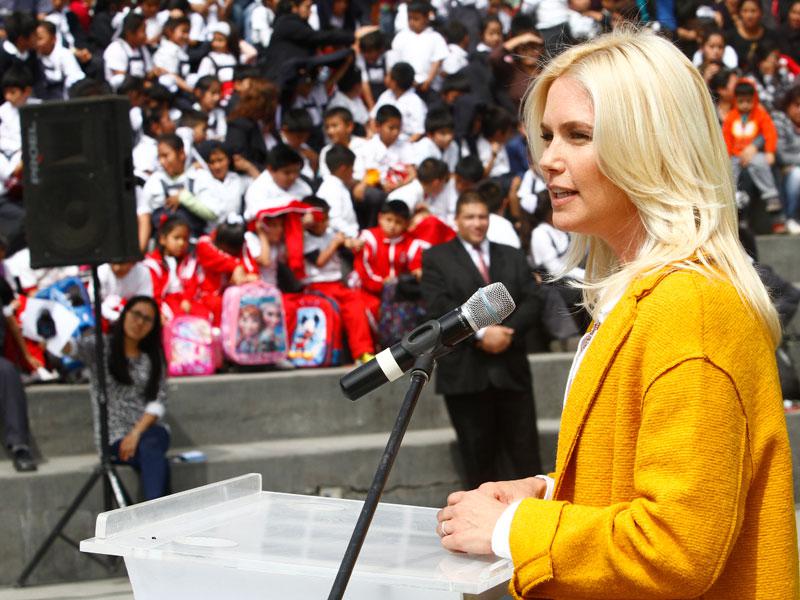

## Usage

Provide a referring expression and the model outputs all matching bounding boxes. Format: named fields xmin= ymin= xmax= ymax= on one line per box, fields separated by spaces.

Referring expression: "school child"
xmin=244 ymin=144 xmax=313 ymax=220
xmin=692 ymin=26 xmax=738 ymax=72
xmin=176 ymin=109 xmax=209 ymax=167
xmin=119 ymin=76 xmax=147 ymax=144
xmin=316 ymin=144 xmax=360 ymax=238
xmin=441 ymin=20 xmax=469 ymax=76
xmin=103 ymin=13 xmax=156 ymax=92
xmin=196 ymin=218 xmax=261 ymax=324
xmin=144 ymin=215 xmax=210 ymax=322
xmin=390 ymin=0 xmax=448 ymax=93
xmin=749 ymin=40 xmax=794 ymax=112
xmin=95 ymin=261 xmax=155 ymax=322
xmin=0 ymin=12 xmax=38 ymax=85
xmin=388 ymin=157 xmax=456 ymax=225
xmin=356 ymin=104 xmax=416 ymax=193
xmin=370 ymin=62 xmax=426 ymax=142
xmin=0 ymin=67 xmax=35 ymax=169
xmin=453 ymin=154 xmax=483 ymax=195
xmin=142 ymin=133 xmax=223 ymax=237
xmin=194 ymin=141 xmax=254 ymax=222
xmin=412 ymin=107 xmax=459 ymax=171
xmin=326 ymin=67 xmax=370 ymax=134
xmin=355 ymin=29 xmax=388 ymax=110
xmin=318 ymin=106 xmax=367 ymax=179
xmin=138 ymin=0 xmax=164 ymax=48
xmin=722 ymin=80 xmax=782 ymax=213
xmin=34 ymin=20 xmax=85 ymax=100
xmin=153 ymin=16 xmax=195 ymax=96
xmin=196 ymin=22 xmax=238 ymax=105
xmin=279 ymin=108 xmax=319 ymax=182
xmin=247 ymin=0 xmax=277 ymax=53
xmin=477 ymin=178 xmax=520 ymax=249
xmin=193 ymin=75 xmax=227 ymax=141
xmin=133 ymin=106 xmax=178 ymax=183
xmin=301 ymin=197 xmax=375 ymax=364
xmin=352 ymin=199 xmax=427 ymax=321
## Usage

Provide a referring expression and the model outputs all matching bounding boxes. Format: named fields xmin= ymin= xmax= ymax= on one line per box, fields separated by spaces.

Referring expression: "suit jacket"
xmin=507 ymin=268 xmax=798 ymax=599
xmin=421 ymin=238 xmax=541 ymax=396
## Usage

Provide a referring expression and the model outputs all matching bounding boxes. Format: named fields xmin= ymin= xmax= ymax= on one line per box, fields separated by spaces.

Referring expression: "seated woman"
xmin=435 ymin=29 xmax=798 ymax=599
xmin=68 ymin=296 xmax=170 ymax=501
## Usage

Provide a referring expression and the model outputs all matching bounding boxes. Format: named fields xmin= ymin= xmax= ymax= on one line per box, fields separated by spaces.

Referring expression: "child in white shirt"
xmin=326 ymin=67 xmax=370 ymax=133
xmin=103 ymin=13 xmax=155 ymax=91
xmin=356 ymin=104 xmax=416 ymax=192
xmin=34 ymin=20 xmax=85 ymax=100
xmin=244 ymin=145 xmax=313 ymax=220
xmin=196 ymin=22 xmax=238 ymax=105
xmin=389 ymin=157 xmax=455 ymax=225
xmin=319 ymin=107 xmax=367 ymax=179
xmin=390 ymin=0 xmax=448 ymax=93
xmin=192 ymin=75 xmax=227 ymax=141
xmin=370 ymin=62 xmax=426 ymax=142
xmin=316 ymin=145 xmax=359 ymax=238
xmin=0 ymin=68 xmax=35 ymax=166
xmin=441 ymin=20 xmax=469 ymax=76
xmin=153 ymin=16 xmax=194 ymax=95
xmin=412 ymin=107 xmax=459 ymax=171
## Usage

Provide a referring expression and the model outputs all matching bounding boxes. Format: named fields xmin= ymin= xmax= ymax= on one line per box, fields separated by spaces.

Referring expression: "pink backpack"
xmin=221 ymin=281 xmax=288 ymax=365
xmin=163 ymin=316 xmax=220 ymax=377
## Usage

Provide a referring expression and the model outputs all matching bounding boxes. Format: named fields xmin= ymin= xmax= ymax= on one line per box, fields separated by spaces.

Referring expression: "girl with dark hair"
xmin=67 ymin=296 xmax=170 ymax=500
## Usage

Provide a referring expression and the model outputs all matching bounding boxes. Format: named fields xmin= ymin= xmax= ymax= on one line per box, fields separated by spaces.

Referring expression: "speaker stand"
xmin=15 ymin=266 xmax=132 ymax=587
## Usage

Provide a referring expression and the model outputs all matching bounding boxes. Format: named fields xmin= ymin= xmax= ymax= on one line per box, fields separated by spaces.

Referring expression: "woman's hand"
xmin=118 ymin=430 xmax=141 ymax=462
xmin=436 ymin=489 xmax=508 ymax=555
xmin=475 ymin=477 xmax=547 ymax=504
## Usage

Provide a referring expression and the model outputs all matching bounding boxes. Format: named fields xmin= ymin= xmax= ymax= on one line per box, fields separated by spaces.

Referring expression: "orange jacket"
xmin=722 ymin=89 xmax=778 ymax=156
xmin=508 ymin=269 xmax=798 ymax=599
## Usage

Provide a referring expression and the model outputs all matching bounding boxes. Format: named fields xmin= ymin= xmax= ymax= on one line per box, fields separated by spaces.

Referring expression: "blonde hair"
xmin=523 ymin=28 xmax=781 ymax=346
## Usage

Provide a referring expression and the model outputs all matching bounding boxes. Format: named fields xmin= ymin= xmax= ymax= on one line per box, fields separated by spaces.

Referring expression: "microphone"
xmin=340 ymin=282 xmax=516 ymax=401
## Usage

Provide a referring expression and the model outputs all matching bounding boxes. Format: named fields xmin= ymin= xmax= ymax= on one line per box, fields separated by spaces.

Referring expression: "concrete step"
xmin=755 ymin=235 xmax=800 ymax=284
xmin=20 ymin=356 xmax=574 ymax=459
xmin=0 ymin=423 xmax=560 ymax=587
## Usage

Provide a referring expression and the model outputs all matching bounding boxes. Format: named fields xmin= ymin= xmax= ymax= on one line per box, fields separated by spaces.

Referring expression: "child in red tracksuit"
xmin=353 ymin=200 xmax=428 ymax=321
xmin=196 ymin=218 xmax=263 ymax=325
xmin=144 ymin=215 xmax=211 ymax=322
xmin=301 ymin=197 xmax=375 ymax=364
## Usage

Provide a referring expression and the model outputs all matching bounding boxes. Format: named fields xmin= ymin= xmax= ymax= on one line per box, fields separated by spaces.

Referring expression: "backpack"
xmin=163 ymin=315 xmax=221 ymax=377
xmin=286 ymin=292 xmax=343 ymax=367
xmin=35 ymin=276 xmax=95 ymax=372
xmin=221 ymin=281 xmax=288 ymax=365
xmin=376 ymin=277 xmax=426 ymax=350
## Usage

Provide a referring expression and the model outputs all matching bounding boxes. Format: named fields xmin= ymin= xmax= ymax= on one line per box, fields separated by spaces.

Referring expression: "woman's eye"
xmin=540 ymin=132 xmax=553 ymax=142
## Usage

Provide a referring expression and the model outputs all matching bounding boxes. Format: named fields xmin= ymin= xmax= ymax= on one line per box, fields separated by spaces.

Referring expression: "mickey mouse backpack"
xmin=286 ymin=292 xmax=343 ymax=367
xmin=220 ymin=281 xmax=288 ymax=365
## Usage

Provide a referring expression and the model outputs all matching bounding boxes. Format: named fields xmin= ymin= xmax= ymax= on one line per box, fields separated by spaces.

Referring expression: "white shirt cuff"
xmin=474 ymin=326 xmax=488 ymax=341
xmin=535 ymin=474 xmax=555 ymax=500
xmin=491 ymin=499 xmax=521 ymax=559
xmin=144 ymin=401 xmax=165 ymax=418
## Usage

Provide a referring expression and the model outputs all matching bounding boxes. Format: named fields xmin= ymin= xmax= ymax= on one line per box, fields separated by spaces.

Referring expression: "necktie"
xmin=473 ymin=245 xmax=490 ymax=283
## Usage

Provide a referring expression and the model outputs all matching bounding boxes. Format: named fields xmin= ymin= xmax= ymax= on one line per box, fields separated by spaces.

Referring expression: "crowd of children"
xmin=1 ymin=0 xmax=800 ymax=379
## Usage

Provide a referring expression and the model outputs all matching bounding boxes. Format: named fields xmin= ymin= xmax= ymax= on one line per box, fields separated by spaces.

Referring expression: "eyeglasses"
xmin=128 ymin=309 xmax=155 ymax=325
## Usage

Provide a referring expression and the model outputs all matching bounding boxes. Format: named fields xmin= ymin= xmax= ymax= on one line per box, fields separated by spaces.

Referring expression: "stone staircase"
xmin=2 ymin=234 xmax=799 ymax=587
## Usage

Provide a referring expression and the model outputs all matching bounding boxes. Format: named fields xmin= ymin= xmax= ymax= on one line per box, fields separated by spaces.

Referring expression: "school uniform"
xmin=243 ymin=171 xmax=313 ymax=221
xmin=388 ymin=177 xmax=457 ymax=225
xmin=412 ymin=136 xmax=460 ymax=171
xmin=370 ymin=88 xmax=427 ymax=141
xmin=354 ymin=135 xmax=415 ymax=181
xmin=316 ymin=174 xmax=358 ymax=238
xmin=143 ymin=248 xmax=209 ymax=321
xmin=355 ymin=52 xmax=387 ymax=101
xmin=354 ymin=225 xmax=427 ymax=295
xmin=318 ymin=136 xmax=367 ymax=179
xmin=327 ymin=90 xmax=369 ymax=128
xmin=476 ymin=135 xmax=511 ymax=178
xmin=95 ymin=262 xmax=154 ymax=322
xmin=197 ymin=51 xmax=237 ymax=101
xmin=487 ymin=213 xmax=520 ymax=249
xmin=518 ymin=168 xmax=546 ymax=214
xmin=103 ymin=38 xmax=154 ymax=91
xmin=0 ymin=102 xmax=23 ymax=161
xmin=303 ymin=227 xmax=374 ymax=358
xmin=36 ymin=45 xmax=85 ymax=100
xmin=390 ymin=26 xmax=448 ymax=86
xmin=291 ymin=84 xmax=330 ymax=127
xmin=193 ymin=169 xmax=250 ymax=223
xmin=192 ymin=102 xmax=227 ymax=141
xmin=153 ymin=38 xmax=193 ymax=94
xmin=0 ymin=41 xmax=39 ymax=89
xmin=195 ymin=233 xmax=258 ymax=324
xmin=142 ymin=168 xmax=221 ymax=236
xmin=442 ymin=43 xmax=469 ymax=75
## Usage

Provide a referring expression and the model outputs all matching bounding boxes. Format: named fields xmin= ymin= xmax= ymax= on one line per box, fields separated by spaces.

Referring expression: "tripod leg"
xmin=15 ymin=465 xmax=104 ymax=587
xmin=107 ymin=465 xmax=131 ymax=508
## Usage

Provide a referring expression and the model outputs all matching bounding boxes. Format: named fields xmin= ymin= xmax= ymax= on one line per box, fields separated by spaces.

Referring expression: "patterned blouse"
xmin=72 ymin=335 xmax=167 ymax=448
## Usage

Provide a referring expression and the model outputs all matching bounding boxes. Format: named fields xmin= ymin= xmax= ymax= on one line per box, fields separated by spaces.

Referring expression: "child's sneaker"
xmin=786 ymin=218 xmax=800 ymax=235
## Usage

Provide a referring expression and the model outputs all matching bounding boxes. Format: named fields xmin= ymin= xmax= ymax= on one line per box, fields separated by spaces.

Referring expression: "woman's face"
xmin=124 ymin=301 xmax=156 ymax=344
xmin=538 ymin=77 xmax=641 ymax=256
xmin=702 ymin=34 xmax=725 ymax=63
xmin=739 ymin=0 xmax=762 ymax=29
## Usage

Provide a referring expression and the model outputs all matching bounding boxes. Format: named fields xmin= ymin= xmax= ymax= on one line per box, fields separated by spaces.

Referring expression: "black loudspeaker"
xmin=21 ymin=96 xmax=141 ymax=268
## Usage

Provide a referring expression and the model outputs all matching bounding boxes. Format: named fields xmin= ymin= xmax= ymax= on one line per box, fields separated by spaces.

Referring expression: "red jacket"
xmin=143 ymin=248 xmax=201 ymax=304
xmin=353 ymin=227 xmax=429 ymax=295
xmin=195 ymin=234 xmax=258 ymax=298
xmin=722 ymin=85 xmax=778 ymax=156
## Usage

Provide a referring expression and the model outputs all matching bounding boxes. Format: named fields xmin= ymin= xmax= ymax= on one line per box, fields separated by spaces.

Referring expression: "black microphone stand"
xmin=16 ymin=266 xmax=131 ymax=586
xmin=328 ymin=324 xmax=453 ymax=600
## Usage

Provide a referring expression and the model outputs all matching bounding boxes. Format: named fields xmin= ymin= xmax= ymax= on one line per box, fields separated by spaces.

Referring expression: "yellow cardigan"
xmin=509 ymin=268 xmax=799 ymax=599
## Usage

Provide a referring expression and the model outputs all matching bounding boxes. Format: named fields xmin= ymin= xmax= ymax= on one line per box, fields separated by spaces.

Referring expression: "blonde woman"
xmin=435 ymin=29 xmax=799 ymax=599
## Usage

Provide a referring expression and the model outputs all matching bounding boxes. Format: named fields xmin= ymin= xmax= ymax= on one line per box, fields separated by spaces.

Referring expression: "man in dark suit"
xmin=421 ymin=190 xmax=542 ymax=489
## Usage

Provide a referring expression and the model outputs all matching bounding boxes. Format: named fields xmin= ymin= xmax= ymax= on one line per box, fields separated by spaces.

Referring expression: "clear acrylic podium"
xmin=80 ymin=474 xmax=513 ymax=599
